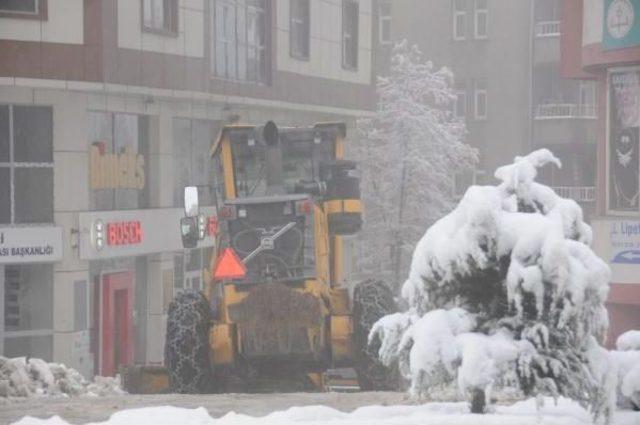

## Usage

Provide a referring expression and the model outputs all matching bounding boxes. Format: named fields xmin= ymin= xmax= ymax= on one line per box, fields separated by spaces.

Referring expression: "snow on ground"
xmin=11 ymin=398 xmax=640 ymax=425
xmin=610 ymin=350 xmax=640 ymax=409
xmin=0 ymin=356 xmax=124 ymax=401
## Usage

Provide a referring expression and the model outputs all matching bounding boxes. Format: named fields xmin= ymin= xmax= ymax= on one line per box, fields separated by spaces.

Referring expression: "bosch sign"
xmin=79 ymin=208 xmax=217 ymax=260
xmin=107 ymin=221 xmax=143 ymax=246
xmin=93 ymin=220 xmax=142 ymax=250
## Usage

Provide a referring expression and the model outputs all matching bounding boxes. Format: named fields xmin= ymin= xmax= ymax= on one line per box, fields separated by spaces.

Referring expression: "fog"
xmin=1 ymin=1 xmax=639 ymax=422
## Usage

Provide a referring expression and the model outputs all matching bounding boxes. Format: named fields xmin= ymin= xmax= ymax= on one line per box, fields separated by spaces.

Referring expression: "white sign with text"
xmin=0 ymin=226 xmax=63 ymax=264
xmin=593 ymin=218 xmax=640 ymax=284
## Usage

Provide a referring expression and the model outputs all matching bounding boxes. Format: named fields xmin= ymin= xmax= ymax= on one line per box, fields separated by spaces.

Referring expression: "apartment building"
xmin=0 ymin=0 xmax=375 ymax=377
xmin=372 ymin=0 xmax=597 ymax=216
xmin=561 ymin=0 xmax=640 ymax=345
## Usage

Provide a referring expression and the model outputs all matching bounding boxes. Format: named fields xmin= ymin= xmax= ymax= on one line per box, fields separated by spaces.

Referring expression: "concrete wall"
xmin=0 ymin=0 xmax=84 ymax=44
xmin=276 ymin=0 xmax=373 ymax=85
xmin=582 ymin=0 xmax=603 ymax=46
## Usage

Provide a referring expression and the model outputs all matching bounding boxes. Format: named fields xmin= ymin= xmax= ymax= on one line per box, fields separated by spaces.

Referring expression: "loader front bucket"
xmin=120 ymin=365 xmax=169 ymax=394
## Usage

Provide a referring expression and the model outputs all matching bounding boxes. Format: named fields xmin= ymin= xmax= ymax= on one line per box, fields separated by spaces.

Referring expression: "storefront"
xmin=78 ymin=207 xmax=217 ymax=375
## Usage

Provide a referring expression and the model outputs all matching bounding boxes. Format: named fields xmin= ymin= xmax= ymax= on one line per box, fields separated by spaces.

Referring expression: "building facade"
xmin=0 ymin=0 xmax=375 ymax=377
xmin=561 ymin=0 xmax=640 ymax=345
xmin=372 ymin=0 xmax=597 ymax=211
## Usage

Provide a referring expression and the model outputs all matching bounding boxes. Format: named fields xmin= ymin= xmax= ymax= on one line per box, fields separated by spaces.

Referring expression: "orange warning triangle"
xmin=213 ymin=248 xmax=247 ymax=280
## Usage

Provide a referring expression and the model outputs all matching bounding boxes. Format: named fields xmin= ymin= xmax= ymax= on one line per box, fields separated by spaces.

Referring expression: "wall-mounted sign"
xmin=78 ymin=208 xmax=217 ymax=260
xmin=608 ymin=69 xmax=640 ymax=213
xmin=604 ymin=0 xmax=640 ymax=50
xmin=92 ymin=220 xmax=143 ymax=251
xmin=0 ymin=226 xmax=63 ymax=264
xmin=90 ymin=143 xmax=145 ymax=190
xmin=593 ymin=218 xmax=640 ymax=284
xmin=107 ymin=221 xmax=143 ymax=246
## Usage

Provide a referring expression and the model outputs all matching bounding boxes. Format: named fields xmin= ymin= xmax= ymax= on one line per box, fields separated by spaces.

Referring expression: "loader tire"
xmin=352 ymin=279 xmax=399 ymax=391
xmin=165 ymin=290 xmax=211 ymax=393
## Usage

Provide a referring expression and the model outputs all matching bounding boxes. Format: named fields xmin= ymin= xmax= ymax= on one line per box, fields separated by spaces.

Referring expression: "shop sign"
xmin=0 ymin=226 xmax=63 ymax=264
xmin=604 ymin=0 xmax=640 ymax=50
xmin=610 ymin=220 xmax=640 ymax=264
xmin=608 ymin=69 xmax=640 ymax=213
xmin=593 ymin=219 xmax=640 ymax=284
xmin=78 ymin=208 xmax=217 ymax=260
xmin=90 ymin=143 xmax=145 ymax=190
xmin=107 ymin=221 xmax=143 ymax=246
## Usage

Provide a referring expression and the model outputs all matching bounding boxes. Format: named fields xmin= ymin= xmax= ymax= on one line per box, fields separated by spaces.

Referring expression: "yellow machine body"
xmin=205 ymin=123 xmax=360 ymax=377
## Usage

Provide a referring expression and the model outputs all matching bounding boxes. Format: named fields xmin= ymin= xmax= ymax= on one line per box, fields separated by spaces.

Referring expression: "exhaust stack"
xmin=261 ymin=121 xmax=285 ymax=196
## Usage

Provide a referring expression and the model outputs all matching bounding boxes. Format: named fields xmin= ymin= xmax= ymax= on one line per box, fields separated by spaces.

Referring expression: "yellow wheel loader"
xmin=157 ymin=122 xmax=397 ymax=394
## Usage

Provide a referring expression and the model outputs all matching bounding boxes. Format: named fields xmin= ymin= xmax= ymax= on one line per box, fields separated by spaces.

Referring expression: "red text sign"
xmin=208 ymin=216 xmax=218 ymax=237
xmin=107 ymin=221 xmax=143 ymax=246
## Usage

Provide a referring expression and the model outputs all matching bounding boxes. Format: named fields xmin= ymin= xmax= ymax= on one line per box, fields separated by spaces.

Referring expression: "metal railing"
xmin=552 ymin=186 xmax=596 ymax=202
xmin=534 ymin=103 xmax=597 ymax=119
xmin=535 ymin=20 xmax=561 ymax=37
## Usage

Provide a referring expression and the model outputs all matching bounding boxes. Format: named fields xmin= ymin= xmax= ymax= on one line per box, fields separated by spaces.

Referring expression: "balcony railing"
xmin=535 ymin=20 xmax=561 ymax=37
xmin=534 ymin=103 xmax=597 ymax=119
xmin=552 ymin=186 xmax=596 ymax=203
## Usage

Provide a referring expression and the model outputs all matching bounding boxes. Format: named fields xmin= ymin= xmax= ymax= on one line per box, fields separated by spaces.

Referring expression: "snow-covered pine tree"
xmin=353 ymin=41 xmax=477 ymax=285
xmin=369 ymin=150 xmax=617 ymax=424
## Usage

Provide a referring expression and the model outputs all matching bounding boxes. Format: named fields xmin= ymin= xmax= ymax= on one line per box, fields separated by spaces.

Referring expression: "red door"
xmin=101 ymin=272 xmax=134 ymax=376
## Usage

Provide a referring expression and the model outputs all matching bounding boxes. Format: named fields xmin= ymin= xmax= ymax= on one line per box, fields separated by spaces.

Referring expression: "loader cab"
xmin=204 ymin=122 xmax=362 ymax=286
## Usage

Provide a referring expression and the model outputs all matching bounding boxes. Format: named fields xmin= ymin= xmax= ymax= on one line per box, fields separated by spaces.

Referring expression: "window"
xmin=0 ymin=0 xmax=47 ymax=20
xmin=0 ymin=105 xmax=53 ymax=225
xmin=213 ymin=0 xmax=270 ymax=84
xmin=534 ymin=0 xmax=560 ymax=22
xmin=454 ymin=89 xmax=466 ymax=119
xmin=342 ymin=0 xmax=359 ymax=70
xmin=172 ymin=118 xmax=219 ymax=207
xmin=230 ymin=132 xmax=334 ymax=198
xmin=453 ymin=0 xmax=466 ymax=41
xmin=474 ymin=0 xmax=488 ymax=39
xmin=579 ymin=81 xmax=596 ymax=106
xmin=142 ymin=0 xmax=179 ymax=35
xmin=474 ymin=80 xmax=487 ymax=120
xmin=378 ymin=1 xmax=391 ymax=45
xmin=290 ymin=0 xmax=310 ymax=60
xmin=1 ymin=264 xmax=54 ymax=360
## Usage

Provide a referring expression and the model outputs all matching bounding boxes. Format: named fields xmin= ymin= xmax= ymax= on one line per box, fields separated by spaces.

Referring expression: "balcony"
xmin=534 ymin=103 xmax=597 ymax=120
xmin=533 ymin=104 xmax=597 ymax=146
xmin=533 ymin=21 xmax=560 ymax=64
xmin=551 ymin=186 xmax=596 ymax=203
xmin=535 ymin=21 xmax=561 ymax=38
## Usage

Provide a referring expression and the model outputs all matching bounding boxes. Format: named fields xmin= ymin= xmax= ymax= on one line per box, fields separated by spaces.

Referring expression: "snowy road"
xmin=2 ymin=392 xmax=639 ymax=425
xmin=0 ymin=392 xmax=409 ymax=424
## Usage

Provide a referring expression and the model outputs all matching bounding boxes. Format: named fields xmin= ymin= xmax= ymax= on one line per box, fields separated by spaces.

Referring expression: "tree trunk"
xmin=470 ymin=388 xmax=486 ymax=414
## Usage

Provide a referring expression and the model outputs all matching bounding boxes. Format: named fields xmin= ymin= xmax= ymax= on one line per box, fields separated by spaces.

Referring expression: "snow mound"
xmin=616 ymin=330 xmax=640 ymax=351
xmin=0 ymin=356 xmax=125 ymax=400
xmin=609 ymin=350 xmax=640 ymax=409
xmin=14 ymin=397 xmax=637 ymax=425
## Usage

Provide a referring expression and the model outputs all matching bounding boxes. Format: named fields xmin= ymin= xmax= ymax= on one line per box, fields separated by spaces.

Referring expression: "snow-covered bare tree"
xmin=369 ymin=150 xmax=617 ymax=424
xmin=353 ymin=40 xmax=477 ymax=285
